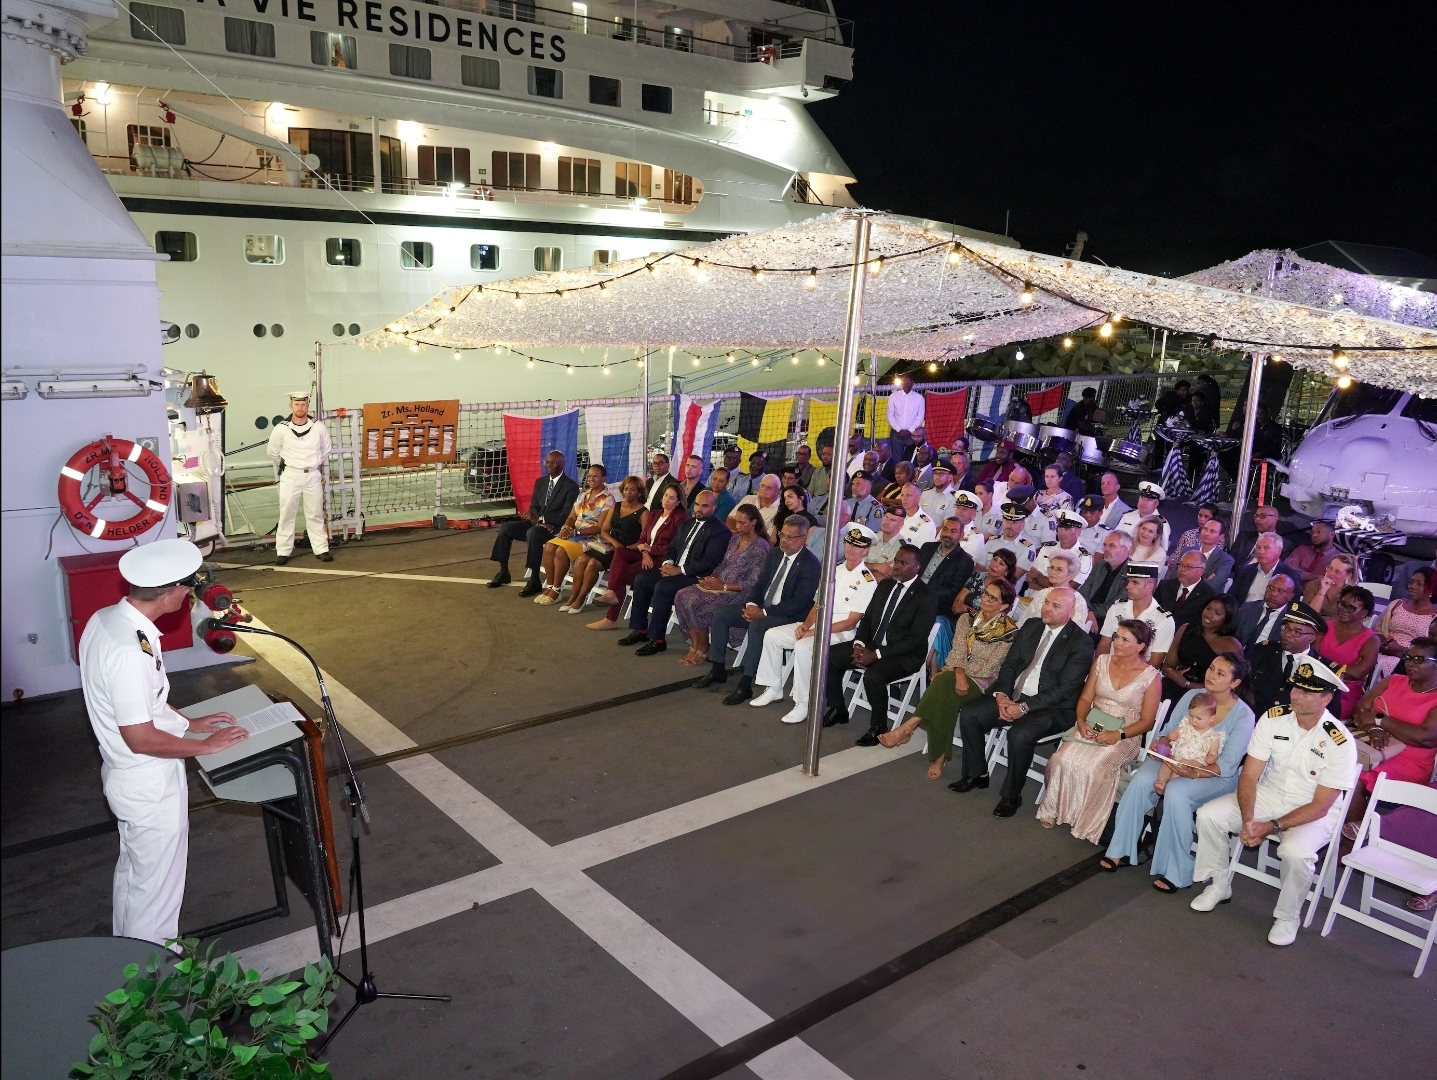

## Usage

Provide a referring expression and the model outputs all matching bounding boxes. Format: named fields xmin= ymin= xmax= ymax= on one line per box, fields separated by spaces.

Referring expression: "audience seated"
xmin=1246 ymin=602 xmax=1327 ymax=713
xmin=1286 ymin=518 xmax=1339 ymax=585
xmin=979 ymin=501 xmax=1038 ymax=584
xmin=915 ymin=518 xmax=976 ymax=666
xmin=956 ymin=547 xmax=1019 ymax=617
xmin=643 ymin=452 xmax=680 ymax=511
xmin=773 ymin=485 xmax=819 ymax=537
xmin=1129 ymin=515 xmax=1169 ymax=568
xmin=1103 ymin=653 xmax=1255 ymax=892
xmin=1160 ymin=595 xmax=1243 ymax=703
xmin=1343 ymin=637 xmax=1437 ymax=836
xmin=1375 ymin=567 xmax=1436 ymax=657
xmin=1035 ymin=464 xmax=1075 ymax=524
xmin=1028 ymin=511 xmax=1093 ymax=590
xmin=735 ymin=474 xmax=782 ymax=535
xmin=1165 ymin=503 xmax=1220 ymax=576
xmin=1156 ymin=551 xmax=1219 ymax=628
xmin=951 ymin=587 xmax=1095 ymax=817
xmin=1015 ymin=553 xmax=1090 ymax=632
xmin=672 ymin=504 xmax=772 ymax=667
xmin=535 ymin=464 xmax=614 ymax=605
xmin=844 ymin=469 xmax=885 ymax=532
xmin=707 ymin=467 xmax=737 ymax=519
xmin=1229 ymin=503 xmax=1289 ymax=566
xmin=1037 ymin=619 xmax=1162 ymax=842
xmin=865 ymin=505 xmax=907 ymax=578
xmin=1230 ymin=533 xmax=1300 ymax=602
xmin=618 ymin=490 xmax=729 ymax=655
xmin=879 ymin=577 xmax=1019 ymax=778
xmin=588 ymin=483 xmax=686 ymax=631
xmin=1234 ymin=572 xmax=1298 ymax=649
xmin=896 ymin=483 xmax=938 ymax=547
xmin=1318 ymin=585 xmax=1378 ymax=719
xmin=1097 ymin=562 xmax=1175 ymax=669
xmin=487 ymin=450 xmax=580 ymax=592
xmin=1302 ymin=552 xmax=1357 ymax=621
xmin=675 ymin=454 xmax=707 ymax=509
xmin=1079 ymin=529 xmax=1133 ymax=632
xmin=919 ymin=458 xmax=958 ymax=523
xmin=562 ymin=474 xmax=642 ymax=615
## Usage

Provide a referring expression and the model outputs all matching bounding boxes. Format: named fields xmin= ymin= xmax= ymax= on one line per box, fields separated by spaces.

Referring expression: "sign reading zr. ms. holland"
xmin=195 ymin=0 xmax=568 ymax=62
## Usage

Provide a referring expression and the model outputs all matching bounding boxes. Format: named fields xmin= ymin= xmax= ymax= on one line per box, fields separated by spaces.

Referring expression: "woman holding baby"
xmin=1101 ymin=652 xmax=1257 ymax=894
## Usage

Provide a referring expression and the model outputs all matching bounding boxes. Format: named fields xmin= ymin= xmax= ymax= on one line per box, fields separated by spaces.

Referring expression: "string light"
xmin=750 ymin=358 xmax=760 ymax=367
xmin=513 ymin=294 xmax=523 ymax=308
xmin=751 ymin=266 xmax=765 ymax=283
xmin=1020 ymin=282 xmax=1034 ymax=306
xmin=805 ymin=269 xmax=818 ymax=290
xmin=791 ymin=354 xmax=800 ymax=364
xmin=688 ymin=259 xmax=700 ymax=277
xmin=636 ymin=359 xmax=644 ymax=369
xmin=526 ymin=359 xmax=534 ymax=369
xmin=453 ymin=351 xmax=462 ymax=359
xmin=927 ymin=362 xmax=938 ymax=373
xmin=1062 ymin=337 xmax=1074 ymax=348
xmin=566 ymin=365 xmax=574 ymax=375
xmin=1331 ymin=346 xmax=1350 ymax=370
xmin=948 ymin=244 xmax=960 ymax=266
xmin=599 ymin=282 xmax=611 ymax=297
xmin=869 ymin=255 xmax=884 ymax=276
xmin=646 ymin=262 xmax=658 ymax=276
xmin=602 ymin=365 xmax=610 ymax=375
xmin=557 ymin=290 xmax=568 ymax=300
xmin=1015 ymin=349 xmax=1025 ymax=361
xmin=816 ymin=355 xmax=826 ymax=366
xmin=727 ymin=353 xmax=736 ymax=363
xmin=1337 ymin=374 xmax=1353 ymax=389
xmin=692 ymin=356 xmax=700 ymax=366
xmin=494 ymin=345 xmax=502 ymax=355
xmin=1098 ymin=317 xmax=1115 ymax=338
xmin=410 ymin=343 xmax=419 ymax=352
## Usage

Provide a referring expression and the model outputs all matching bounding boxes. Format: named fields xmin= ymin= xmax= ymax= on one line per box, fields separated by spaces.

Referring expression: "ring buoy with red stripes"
xmin=58 ymin=436 xmax=172 ymax=540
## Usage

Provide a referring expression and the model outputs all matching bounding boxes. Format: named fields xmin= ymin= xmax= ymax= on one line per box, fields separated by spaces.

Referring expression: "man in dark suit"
xmin=822 ymin=545 xmax=939 ymax=745
xmin=1078 ymin=529 xmax=1132 ymax=633
xmin=952 ymin=587 xmax=1095 ymax=816
xmin=1156 ymin=551 xmax=1220 ymax=628
xmin=620 ymin=491 xmax=730 ymax=654
xmin=1235 ymin=572 xmax=1299 ymax=649
xmin=1228 ymin=533 xmax=1301 ymax=604
xmin=1229 ymin=503 xmax=1290 ymax=567
xmin=488 ymin=450 xmax=580 ymax=595
xmin=915 ymin=518 xmax=975 ymax=618
xmin=643 ymin=452 xmax=681 ymax=512
xmin=700 ymin=517 xmax=822 ymax=702
xmin=1247 ymin=602 xmax=1327 ymax=712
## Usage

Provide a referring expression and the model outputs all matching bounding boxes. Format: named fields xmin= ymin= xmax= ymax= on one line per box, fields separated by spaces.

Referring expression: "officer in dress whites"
xmin=1190 ymin=657 xmax=1358 ymax=946
xmin=267 ymin=390 xmax=333 ymax=565
xmin=953 ymin=489 xmax=988 ymax=561
xmin=78 ymin=540 xmax=251 ymax=946
xmin=750 ymin=523 xmax=880 ymax=724
xmin=1116 ymin=480 xmax=1171 ymax=553
xmin=1006 ymin=484 xmax=1056 ymax=547
xmin=1098 ymin=561 xmax=1176 ymax=667
xmin=973 ymin=481 xmax=1004 ymax=540
xmin=919 ymin=457 xmax=959 ymax=525
xmin=979 ymin=502 xmax=1038 ymax=580
xmin=1028 ymin=510 xmax=1094 ymax=588
xmin=896 ymin=483 xmax=938 ymax=547
xmin=1077 ymin=494 xmax=1110 ymax=555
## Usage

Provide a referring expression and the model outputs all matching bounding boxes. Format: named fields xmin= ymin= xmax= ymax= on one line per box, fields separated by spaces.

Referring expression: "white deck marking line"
xmin=216 ymin=562 xmax=494 ymax=585
xmin=234 ymin=617 xmax=860 ymax=1080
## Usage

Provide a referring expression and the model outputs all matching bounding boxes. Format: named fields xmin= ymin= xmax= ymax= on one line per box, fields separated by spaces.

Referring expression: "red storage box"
xmin=59 ymin=551 xmax=194 ymax=662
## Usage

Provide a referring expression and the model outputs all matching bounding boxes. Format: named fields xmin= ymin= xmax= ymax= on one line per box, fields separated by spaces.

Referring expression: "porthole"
xmin=253 ymin=323 xmax=267 ymax=337
xmin=255 ymin=416 xmax=269 ymax=429
xmin=272 ymin=415 xmax=285 ymax=427
xmin=332 ymin=323 xmax=345 ymax=337
xmin=271 ymin=323 xmax=285 ymax=337
xmin=348 ymin=323 xmax=361 ymax=336
xmin=184 ymin=323 xmax=200 ymax=338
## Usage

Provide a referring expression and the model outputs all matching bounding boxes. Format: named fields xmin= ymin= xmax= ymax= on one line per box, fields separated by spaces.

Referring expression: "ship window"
xmin=527 ymin=66 xmax=563 ymax=99
xmin=401 ymin=241 xmax=433 ymax=269
xmin=614 ymin=161 xmax=652 ymax=199
xmin=492 ymin=151 xmax=540 ymax=190
xmin=326 ymin=238 xmax=362 ymax=266
xmin=127 ymin=125 xmax=171 ymax=161
xmin=462 ymin=55 xmax=500 ymax=90
xmin=534 ymin=247 xmax=563 ymax=272
xmin=592 ymin=250 xmax=618 ymax=267
xmin=470 ymin=244 xmax=500 ymax=271
xmin=225 ymin=17 xmax=276 ymax=58
xmin=253 ymin=324 xmax=267 ymax=338
xmin=490 ymin=1 xmax=538 ymax=23
xmin=558 ymin=156 xmax=601 ymax=195
xmin=129 ymin=3 xmax=186 ymax=45
xmin=589 ymin=76 xmax=621 ymax=108
xmin=641 ymin=84 xmax=673 ymax=113
xmin=155 ymin=232 xmax=197 ymax=262
xmin=244 ymin=235 xmax=284 ymax=265
xmin=418 ymin=145 xmax=471 ymax=185
xmin=349 ymin=323 xmax=361 ymax=336
xmin=390 ymin=43 xmax=432 ymax=81
xmin=184 ymin=323 xmax=200 ymax=338
xmin=271 ymin=324 xmax=285 ymax=337
xmin=332 ymin=323 xmax=346 ymax=337
xmin=311 ymin=30 xmax=357 ymax=69
xmin=663 ymin=169 xmax=697 ymax=205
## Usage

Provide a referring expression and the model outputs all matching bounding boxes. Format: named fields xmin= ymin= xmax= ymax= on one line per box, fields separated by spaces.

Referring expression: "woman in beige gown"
xmin=1036 ymin=619 xmax=1162 ymax=843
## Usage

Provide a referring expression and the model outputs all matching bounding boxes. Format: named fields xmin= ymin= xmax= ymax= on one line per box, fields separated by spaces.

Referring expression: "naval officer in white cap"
xmin=78 ymin=538 xmax=250 ymax=946
xmin=267 ymin=389 xmax=333 ymax=565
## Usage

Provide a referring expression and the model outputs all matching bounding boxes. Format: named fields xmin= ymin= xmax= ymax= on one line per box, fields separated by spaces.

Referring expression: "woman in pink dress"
xmin=1318 ymin=585 xmax=1379 ymax=719
xmin=1343 ymin=636 xmax=1437 ymax=837
xmin=1037 ymin=619 xmax=1163 ymax=843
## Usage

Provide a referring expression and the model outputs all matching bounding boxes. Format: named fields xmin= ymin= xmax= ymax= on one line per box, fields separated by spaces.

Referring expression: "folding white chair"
xmin=842 ymin=624 xmax=939 ymax=731
xmin=1322 ymin=776 xmax=1437 ymax=978
xmin=1363 ymin=582 xmax=1393 ymax=602
xmin=1226 ymin=785 xmax=1358 ymax=928
xmin=985 ymin=728 xmax=1064 ymax=802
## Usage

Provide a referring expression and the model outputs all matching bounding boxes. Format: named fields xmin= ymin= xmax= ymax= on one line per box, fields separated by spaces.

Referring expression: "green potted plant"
xmin=71 ymin=938 xmax=337 ymax=1078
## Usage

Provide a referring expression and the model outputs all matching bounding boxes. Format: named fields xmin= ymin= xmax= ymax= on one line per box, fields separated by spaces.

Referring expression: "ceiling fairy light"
xmin=869 ymin=255 xmax=884 ymax=276
xmin=566 ymin=365 xmax=574 ymax=375
xmin=526 ymin=359 xmax=534 ymax=368
xmin=513 ymin=294 xmax=523 ymax=308
xmin=927 ymin=362 xmax=938 ymax=373
xmin=750 ymin=358 xmax=759 ymax=366
xmin=805 ymin=269 xmax=818 ymax=289
xmin=727 ymin=353 xmax=736 ymax=363
xmin=1015 ymin=349 xmax=1025 ymax=361
xmin=1020 ymin=282 xmax=1035 ymax=306
xmin=948 ymin=245 xmax=961 ymax=266
xmin=1337 ymin=374 xmax=1353 ymax=388
xmin=1331 ymin=346 xmax=1350 ymax=370
xmin=1062 ymin=337 xmax=1074 ymax=348
xmin=751 ymin=267 xmax=765 ymax=283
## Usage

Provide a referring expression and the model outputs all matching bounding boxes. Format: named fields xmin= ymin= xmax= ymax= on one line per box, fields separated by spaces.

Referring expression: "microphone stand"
xmin=210 ymin=621 xmax=450 ymax=1052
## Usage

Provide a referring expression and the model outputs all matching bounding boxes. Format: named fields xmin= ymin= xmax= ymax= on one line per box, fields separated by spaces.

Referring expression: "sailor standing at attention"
xmin=78 ymin=539 xmax=250 ymax=946
xmin=268 ymin=390 xmax=333 ymax=565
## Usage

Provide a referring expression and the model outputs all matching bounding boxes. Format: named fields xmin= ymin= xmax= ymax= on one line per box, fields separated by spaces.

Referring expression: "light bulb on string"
xmin=513 ymin=294 xmax=523 ymax=308
xmin=602 ymin=365 xmax=611 ymax=376
xmin=727 ymin=353 xmax=736 ymax=364
xmin=1331 ymin=347 xmax=1350 ymax=371
xmin=948 ymin=244 xmax=961 ymax=266
xmin=805 ymin=268 xmax=818 ymax=290
xmin=453 ymin=351 xmax=462 ymax=360
xmin=1015 ymin=349 xmax=1025 ymax=361
xmin=566 ymin=365 xmax=574 ymax=375
xmin=928 ymin=362 xmax=938 ymax=373
xmin=646 ymin=262 xmax=657 ymax=276
xmin=410 ymin=343 xmax=419 ymax=352
xmin=869 ymin=255 xmax=884 ymax=276
xmin=692 ymin=356 xmax=700 ymax=367
xmin=557 ymin=290 xmax=568 ymax=300
xmin=1098 ymin=318 xmax=1114 ymax=338
xmin=750 ymin=358 xmax=759 ymax=367
xmin=494 ymin=345 xmax=503 ymax=355
xmin=1020 ymin=282 xmax=1035 ymax=305
xmin=816 ymin=355 xmax=826 ymax=366
xmin=688 ymin=259 xmax=700 ymax=277
xmin=599 ymin=282 xmax=612 ymax=298
xmin=526 ymin=359 xmax=534 ymax=369
xmin=1062 ymin=337 xmax=1074 ymax=349
xmin=751 ymin=266 xmax=765 ymax=283
xmin=636 ymin=359 xmax=645 ymax=369
xmin=1336 ymin=374 xmax=1353 ymax=389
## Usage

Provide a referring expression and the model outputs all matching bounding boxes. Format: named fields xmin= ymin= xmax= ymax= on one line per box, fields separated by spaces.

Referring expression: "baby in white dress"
xmin=1154 ymin=692 xmax=1225 ymax=793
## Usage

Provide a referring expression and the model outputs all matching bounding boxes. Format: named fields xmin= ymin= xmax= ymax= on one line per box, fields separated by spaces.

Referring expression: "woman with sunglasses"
xmin=1318 ymin=585 xmax=1379 ymax=718
xmin=1344 ymin=637 xmax=1437 ymax=840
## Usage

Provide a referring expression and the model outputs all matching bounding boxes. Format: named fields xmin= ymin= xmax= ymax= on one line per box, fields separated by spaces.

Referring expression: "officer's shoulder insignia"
xmin=1018 ymin=537 xmax=1033 ymax=547
xmin=860 ymin=568 xmax=875 ymax=581
xmin=1266 ymin=705 xmax=1290 ymax=719
xmin=1322 ymin=719 xmax=1348 ymax=745
xmin=1039 ymin=540 xmax=1057 ymax=549
xmin=1078 ymin=546 xmax=1091 ymax=556
xmin=1155 ymin=604 xmax=1172 ymax=615
xmin=136 ymin=631 xmax=153 ymax=656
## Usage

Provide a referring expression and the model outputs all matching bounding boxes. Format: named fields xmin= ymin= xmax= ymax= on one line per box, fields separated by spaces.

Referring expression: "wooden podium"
xmin=182 ymin=685 xmax=342 ymax=959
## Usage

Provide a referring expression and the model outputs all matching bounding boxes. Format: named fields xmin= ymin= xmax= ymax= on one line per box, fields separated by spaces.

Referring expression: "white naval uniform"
xmin=898 ymin=509 xmax=937 ymax=548
xmin=267 ymin=418 xmax=333 ymax=556
xmin=754 ymin=561 xmax=878 ymax=707
xmin=1079 ymin=523 xmax=1110 ymax=557
xmin=919 ymin=486 xmax=957 ymax=528
xmin=78 ymin=601 xmax=190 ymax=946
xmin=980 ymin=532 xmax=1037 ymax=575
xmin=1100 ymin=598 xmax=1176 ymax=657
xmin=1030 ymin=540 xmax=1093 ymax=585
xmin=1115 ymin=508 xmax=1170 ymax=553
xmin=1194 ymin=708 xmax=1358 ymax=922
xmin=976 ymin=507 xmax=1004 ymax=540
xmin=1023 ymin=507 xmax=1056 ymax=547
xmin=957 ymin=518 xmax=987 ymax=562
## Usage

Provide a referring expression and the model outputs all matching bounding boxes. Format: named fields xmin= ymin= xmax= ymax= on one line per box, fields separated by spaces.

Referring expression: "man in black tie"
xmin=1247 ymin=601 xmax=1327 ymax=712
xmin=488 ymin=450 xmax=581 ymax=595
xmin=951 ymin=587 xmax=1095 ymax=817
xmin=1235 ymin=573 xmax=1298 ymax=650
xmin=822 ymin=545 xmax=940 ymax=745
xmin=1155 ymin=551 xmax=1219 ymax=628
xmin=700 ymin=518 xmax=821 ymax=701
xmin=620 ymin=491 xmax=730 ymax=654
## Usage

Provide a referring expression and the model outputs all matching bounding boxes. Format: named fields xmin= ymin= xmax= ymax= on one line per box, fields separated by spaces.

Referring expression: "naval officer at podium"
xmin=78 ymin=539 xmax=250 ymax=947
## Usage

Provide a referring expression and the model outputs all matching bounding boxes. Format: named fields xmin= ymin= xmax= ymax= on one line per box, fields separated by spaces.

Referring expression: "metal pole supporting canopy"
xmin=1228 ymin=352 xmax=1266 ymax=542
xmin=803 ymin=213 xmax=873 ymax=776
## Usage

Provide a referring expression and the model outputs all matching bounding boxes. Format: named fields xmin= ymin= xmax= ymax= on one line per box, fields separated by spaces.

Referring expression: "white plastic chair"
xmin=985 ymin=727 xmax=1063 ymax=801
xmin=1226 ymin=785 xmax=1357 ymax=928
xmin=1322 ymin=777 xmax=1437 ymax=978
xmin=1364 ymin=582 xmax=1393 ymax=602
xmin=842 ymin=624 xmax=939 ymax=730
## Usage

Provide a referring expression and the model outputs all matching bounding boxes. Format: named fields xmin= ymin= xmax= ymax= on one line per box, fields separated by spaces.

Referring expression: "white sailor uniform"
xmin=898 ymin=509 xmax=937 ymax=547
xmin=980 ymin=533 xmax=1037 ymax=575
xmin=1023 ymin=506 xmax=1056 ymax=547
xmin=79 ymin=601 xmax=190 ymax=946
xmin=268 ymin=417 xmax=333 ymax=556
xmin=919 ymin=487 xmax=957 ymax=528
xmin=755 ymin=560 xmax=878 ymax=712
xmin=1030 ymin=540 xmax=1093 ymax=585
xmin=1079 ymin=523 xmax=1109 ymax=556
xmin=1100 ymin=597 xmax=1176 ymax=656
xmin=1194 ymin=708 xmax=1358 ymax=923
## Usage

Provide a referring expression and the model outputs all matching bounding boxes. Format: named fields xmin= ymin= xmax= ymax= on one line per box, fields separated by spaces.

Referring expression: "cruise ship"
xmin=63 ymin=0 xmax=862 ymax=452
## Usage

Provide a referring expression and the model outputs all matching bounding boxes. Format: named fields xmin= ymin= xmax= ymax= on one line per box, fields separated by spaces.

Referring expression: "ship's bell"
xmin=184 ymin=372 xmax=228 ymax=414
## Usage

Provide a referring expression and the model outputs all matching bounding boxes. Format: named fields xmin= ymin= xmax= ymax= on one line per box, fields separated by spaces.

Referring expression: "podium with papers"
xmin=183 ymin=685 xmax=342 ymax=957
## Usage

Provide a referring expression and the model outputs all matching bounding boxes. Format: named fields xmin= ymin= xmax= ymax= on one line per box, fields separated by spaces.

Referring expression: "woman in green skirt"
xmin=880 ymin=576 xmax=1019 ymax=778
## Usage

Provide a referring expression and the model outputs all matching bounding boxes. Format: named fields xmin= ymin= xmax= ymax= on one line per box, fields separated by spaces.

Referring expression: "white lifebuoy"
xmin=58 ymin=436 xmax=172 ymax=540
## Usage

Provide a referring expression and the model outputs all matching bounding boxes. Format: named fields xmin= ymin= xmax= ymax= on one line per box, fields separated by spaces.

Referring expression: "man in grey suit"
xmin=488 ymin=450 xmax=580 ymax=595
xmin=1188 ymin=517 xmax=1235 ymax=590
xmin=952 ymin=588 xmax=1095 ymax=816
xmin=1097 ymin=472 xmax=1132 ymax=530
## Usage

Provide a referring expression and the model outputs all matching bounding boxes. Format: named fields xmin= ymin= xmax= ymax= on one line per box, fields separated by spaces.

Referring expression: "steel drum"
xmin=1107 ymin=439 xmax=1147 ymax=471
xmin=1078 ymin=435 xmax=1108 ymax=466
xmin=968 ymin=417 xmax=1005 ymax=443
xmin=1040 ymin=425 xmax=1077 ymax=456
xmin=1004 ymin=420 xmax=1040 ymax=454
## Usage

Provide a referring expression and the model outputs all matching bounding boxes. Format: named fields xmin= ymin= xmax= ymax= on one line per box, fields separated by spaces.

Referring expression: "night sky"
xmin=808 ymin=3 xmax=1435 ymax=276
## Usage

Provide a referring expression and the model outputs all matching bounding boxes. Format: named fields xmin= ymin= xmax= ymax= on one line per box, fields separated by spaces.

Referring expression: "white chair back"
xmin=1364 ymin=582 xmax=1393 ymax=601
xmin=1228 ymin=784 xmax=1358 ymax=928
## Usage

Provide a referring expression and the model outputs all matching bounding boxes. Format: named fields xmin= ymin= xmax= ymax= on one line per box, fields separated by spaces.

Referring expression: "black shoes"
xmin=487 ymin=569 xmax=511 ymax=589
xmin=318 ymin=552 xmax=333 ymax=563
xmin=821 ymin=705 xmax=849 ymax=728
xmin=993 ymin=797 xmax=1023 ymax=818
xmin=617 ymin=631 xmax=648 ymax=646
xmin=275 ymin=555 xmax=289 ymax=566
xmin=721 ymin=680 xmax=752 ymax=706
xmin=854 ymin=729 xmax=882 ymax=747
xmin=948 ymin=774 xmax=990 ymax=793
xmin=518 ymin=580 xmax=543 ymax=598
xmin=693 ymin=669 xmax=727 ymax=689
xmin=634 ymin=639 xmax=668 ymax=656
